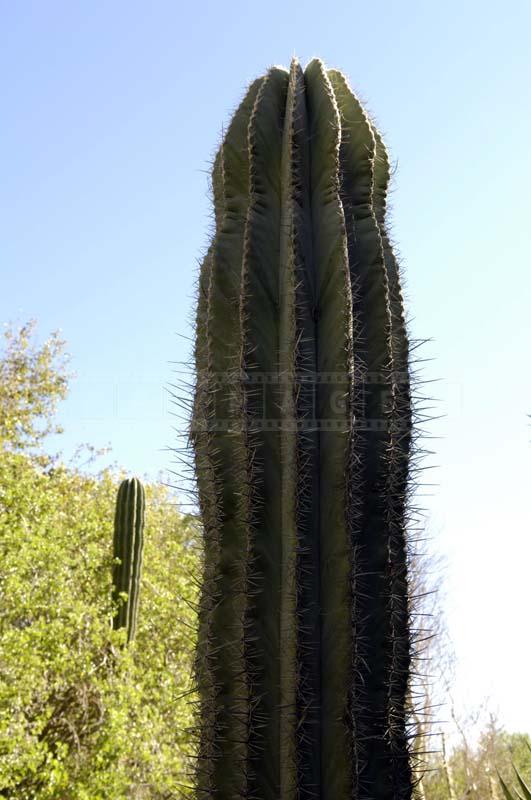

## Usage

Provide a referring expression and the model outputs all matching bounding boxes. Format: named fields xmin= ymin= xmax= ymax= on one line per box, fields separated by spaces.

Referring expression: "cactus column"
xmin=192 ymin=58 xmax=413 ymax=800
xmin=112 ymin=477 xmax=145 ymax=643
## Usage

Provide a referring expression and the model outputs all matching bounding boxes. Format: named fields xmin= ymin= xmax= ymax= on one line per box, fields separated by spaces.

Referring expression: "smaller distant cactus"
xmin=112 ymin=477 xmax=145 ymax=642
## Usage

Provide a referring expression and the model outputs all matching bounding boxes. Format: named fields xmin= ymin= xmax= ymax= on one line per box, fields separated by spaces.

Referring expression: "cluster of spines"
xmin=111 ymin=477 xmax=145 ymax=643
xmin=191 ymin=57 xmax=416 ymax=800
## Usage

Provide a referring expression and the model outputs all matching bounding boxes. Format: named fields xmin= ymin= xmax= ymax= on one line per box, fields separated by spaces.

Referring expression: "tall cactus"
xmin=191 ymin=57 xmax=414 ymax=800
xmin=111 ymin=477 xmax=145 ymax=643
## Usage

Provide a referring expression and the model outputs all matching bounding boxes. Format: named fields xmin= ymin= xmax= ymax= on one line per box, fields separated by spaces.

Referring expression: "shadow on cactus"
xmin=111 ymin=477 xmax=145 ymax=644
xmin=191 ymin=57 xmax=417 ymax=799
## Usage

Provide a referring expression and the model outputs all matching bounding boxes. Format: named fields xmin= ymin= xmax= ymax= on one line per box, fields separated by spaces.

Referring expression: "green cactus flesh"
xmin=112 ymin=477 xmax=145 ymax=643
xmin=191 ymin=58 xmax=413 ymax=800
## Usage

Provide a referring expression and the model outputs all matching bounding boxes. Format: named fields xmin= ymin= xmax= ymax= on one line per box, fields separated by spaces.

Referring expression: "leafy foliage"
xmin=0 ymin=321 xmax=70 ymax=451
xmin=0 ymin=324 xmax=199 ymax=797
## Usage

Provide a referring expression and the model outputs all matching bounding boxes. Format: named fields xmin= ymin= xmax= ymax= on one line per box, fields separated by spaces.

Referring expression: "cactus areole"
xmin=112 ymin=477 xmax=145 ymax=643
xmin=191 ymin=58 xmax=414 ymax=800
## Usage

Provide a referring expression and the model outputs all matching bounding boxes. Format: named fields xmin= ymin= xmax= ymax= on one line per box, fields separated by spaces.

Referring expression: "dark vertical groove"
xmin=287 ymin=63 xmax=322 ymax=800
xmin=304 ymin=59 xmax=354 ymax=800
xmin=277 ymin=60 xmax=304 ymax=800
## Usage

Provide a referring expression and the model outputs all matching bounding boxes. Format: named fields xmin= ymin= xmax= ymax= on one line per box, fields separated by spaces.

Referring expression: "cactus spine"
xmin=112 ymin=477 xmax=145 ymax=643
xmin=192 ymin=58 xmax=413 ymax=799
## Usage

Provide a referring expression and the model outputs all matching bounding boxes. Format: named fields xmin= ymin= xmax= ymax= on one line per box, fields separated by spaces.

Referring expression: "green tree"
xmin=0 ymin=323 xmax=199 ymax=797
xmin=0 ymin=320 xmax=70 ymax=451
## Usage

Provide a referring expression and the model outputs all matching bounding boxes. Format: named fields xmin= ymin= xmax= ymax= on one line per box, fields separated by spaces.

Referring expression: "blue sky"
xmin=2 ymin=1 xmax=530 ymax=736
